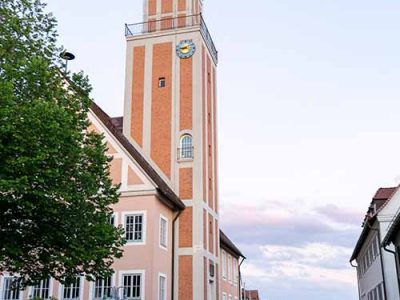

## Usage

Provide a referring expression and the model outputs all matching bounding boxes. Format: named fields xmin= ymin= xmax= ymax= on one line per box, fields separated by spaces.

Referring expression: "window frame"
xmin=29 ymin=277 xmax=53 ymax=300
xmin=228 ymin=254 xmax=233 ymax=283
xmin=119 ymin=270 xmax=145 ymax=300
xmin=158 ymin=273 xmax=167 ymax=300
xmin=59 ymin=276 xmax=83 ymax=300
xmin=1 ymin=276 xmax=22 ymax=300
xmin=159 ymin=215 xmax=168 ymax=250
xmin=91 ymin=275 xmax=115 ymax=300
xmin=158 ymin=77 xmax=166 ymax=88
xmin=222 ymin=250 xmax=227 ymax=280
xmin=123 ymin=211 xmax=147 ymax=246
xmin=233 ymin=258 xmax=238 ymax=286
xmin=179 ymin=134 xmax=193 ymax=160
xmin=109 ymin=212 xmax=118 ymax=227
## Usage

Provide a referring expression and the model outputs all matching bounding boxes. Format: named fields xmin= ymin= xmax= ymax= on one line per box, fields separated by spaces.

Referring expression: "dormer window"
xmin=179 ymin=134 xmax=193 ymax=159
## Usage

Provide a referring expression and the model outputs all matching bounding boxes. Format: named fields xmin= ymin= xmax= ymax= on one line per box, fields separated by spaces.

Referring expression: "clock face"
xmin=176 ymin=40 xmax=196 ymax=59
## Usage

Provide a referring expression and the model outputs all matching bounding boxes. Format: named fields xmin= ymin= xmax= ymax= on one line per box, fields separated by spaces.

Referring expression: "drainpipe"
xmin=171 ymin=209 xmax=183 ymax=300
xmin=349 ymin=260 xmax=361 ymax=300
xmin=383 ymin=242 xmax=400 ymax=297
xmin=238 ymin=257 xmax=246 ymax=300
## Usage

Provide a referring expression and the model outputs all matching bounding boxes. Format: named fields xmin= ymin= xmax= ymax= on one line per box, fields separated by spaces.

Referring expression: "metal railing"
xmin=125 ymin=14 xmax=218 ymax=64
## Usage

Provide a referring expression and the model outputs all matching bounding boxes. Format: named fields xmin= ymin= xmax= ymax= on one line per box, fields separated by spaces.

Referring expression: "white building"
xmin=350 ymin=187 xmax=400 ymax=300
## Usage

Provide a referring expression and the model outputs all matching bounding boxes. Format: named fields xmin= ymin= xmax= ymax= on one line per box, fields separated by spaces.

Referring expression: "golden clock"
xmin=176 ymin=40 xmax=196 ymax=59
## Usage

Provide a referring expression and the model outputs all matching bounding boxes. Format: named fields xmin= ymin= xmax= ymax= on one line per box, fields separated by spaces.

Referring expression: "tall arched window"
xmin=180 ymin=134 xmax=193 ymax=159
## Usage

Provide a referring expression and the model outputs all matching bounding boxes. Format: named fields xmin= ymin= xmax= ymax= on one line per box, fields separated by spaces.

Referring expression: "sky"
xmin=46 ymin=1 xmax=400 ymax=299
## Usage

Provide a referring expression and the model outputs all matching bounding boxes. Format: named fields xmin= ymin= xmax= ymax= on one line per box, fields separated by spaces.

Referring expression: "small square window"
xmin=159 ymin=77 xmax=166 ymax=88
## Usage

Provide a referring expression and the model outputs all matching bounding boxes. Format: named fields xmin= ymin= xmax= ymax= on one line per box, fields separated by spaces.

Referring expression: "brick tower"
xmin=123 ymin=1 xmax=219 ymax=299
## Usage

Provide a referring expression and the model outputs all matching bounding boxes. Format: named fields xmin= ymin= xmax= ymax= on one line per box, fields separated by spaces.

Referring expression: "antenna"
xmin=59 ymin=51 xmax=75 ymax=72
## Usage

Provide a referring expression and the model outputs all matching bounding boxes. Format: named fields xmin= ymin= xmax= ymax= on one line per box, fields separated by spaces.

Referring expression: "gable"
xmin=88 ymin=110 xmax=155 ymax=193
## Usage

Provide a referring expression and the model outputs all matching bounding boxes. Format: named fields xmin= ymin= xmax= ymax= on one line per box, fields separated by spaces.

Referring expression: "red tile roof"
xmin=373 ymin=187 xmax=396 ymax=201
xmin=245 ymin=290 xmax=260 ymax=300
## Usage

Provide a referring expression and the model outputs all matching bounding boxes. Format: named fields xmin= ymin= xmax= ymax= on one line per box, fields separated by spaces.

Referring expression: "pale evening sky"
xmin=46 ymin=1 xmax=400 ymax=299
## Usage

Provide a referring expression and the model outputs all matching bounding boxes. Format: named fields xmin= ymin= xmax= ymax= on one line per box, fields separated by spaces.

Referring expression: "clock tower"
xmin=123 ymin=0 xmax=219 ymax=299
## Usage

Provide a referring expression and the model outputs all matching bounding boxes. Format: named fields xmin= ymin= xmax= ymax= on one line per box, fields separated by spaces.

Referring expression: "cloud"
xmin=219 ymin=200 xmax=361 ymax=300
xmin=315 ymin=204 xmax=364 ymax=225
xmin=220 ymin=201 xmax=361 ymax=248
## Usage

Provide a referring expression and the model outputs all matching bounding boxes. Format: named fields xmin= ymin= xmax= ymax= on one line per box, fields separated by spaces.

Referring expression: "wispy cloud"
xmin=220 ymin=200 xmax=361 ymax=300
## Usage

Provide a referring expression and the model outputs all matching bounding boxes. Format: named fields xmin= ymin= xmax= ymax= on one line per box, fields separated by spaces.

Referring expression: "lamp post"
xmin=59 ymin=51 xmax=75 ymax=73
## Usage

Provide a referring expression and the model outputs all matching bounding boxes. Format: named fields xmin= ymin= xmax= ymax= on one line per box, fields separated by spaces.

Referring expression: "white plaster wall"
xmin=357 ymin=230 xmax=384 ymax=298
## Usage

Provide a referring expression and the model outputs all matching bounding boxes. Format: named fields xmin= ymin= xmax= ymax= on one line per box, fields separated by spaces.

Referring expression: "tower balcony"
xmin=125 ymin=14 xmax=218 ymax=64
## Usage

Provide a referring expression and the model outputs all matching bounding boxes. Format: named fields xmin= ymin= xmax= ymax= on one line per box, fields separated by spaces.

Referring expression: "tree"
xmin=0 ymin=0 xmax=125 ymax=286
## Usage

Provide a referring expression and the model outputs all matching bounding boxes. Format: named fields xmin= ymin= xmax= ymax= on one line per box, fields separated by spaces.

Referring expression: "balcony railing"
xmin=125 ymin=14 xmax=218 ymax=64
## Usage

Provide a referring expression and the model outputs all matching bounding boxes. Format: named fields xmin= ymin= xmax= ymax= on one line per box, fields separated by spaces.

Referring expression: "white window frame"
xmin=59 ymin=276 xmax=83 ymax=300
xmin=109 ymin=212 xmax=118 ymax=227
xmin=228 ymin=295 xmax=233 ymax=300
xmin=221 ymin=250 xmax=227 ymax=280
xmin=122 ymin=211 xmax=147 ymax=245
xmin=118 ymin=270 xmax=145 ymax=300
xmin=179 ymin=134 xmax=194 ymax=160
xmin=228 ymin=255 xmax=232 ymax=283
xmin=1 ymin=276 xmax=22 ymax=300
xmin=159 ymin=215 xmax=168 ymax=250
xmin=233 ymin=258 xmax=238 ymax=286
xmin=158 ymin=273 xmax=167 ymax=300
xmin=89 ymin=274 xmax=116 ymax=300
xmin=29 ymin=277 xmax=53 ymax=299
xmin=222 ymin=292 xmax=227 ymax=300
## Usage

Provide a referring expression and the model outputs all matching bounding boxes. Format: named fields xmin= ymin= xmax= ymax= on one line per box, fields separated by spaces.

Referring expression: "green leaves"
xmin=0 ymin=0 xmax=125 ymax=287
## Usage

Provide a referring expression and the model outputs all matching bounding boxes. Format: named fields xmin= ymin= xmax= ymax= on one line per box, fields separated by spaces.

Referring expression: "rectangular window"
xmin=228 ymin=255 xmax=232 ymax=283
xmin=222 ymin=251 xmax=227 ymax=279
xmin=158 ymin=275 xmax=166 ymax=300
xmin=94 ymin=277 xmax=112 ymax=300
xmin=109 ymin=214 xmax=115 ymax=226
xmin=122 ymin=274 xmax=141 ymax=300
xmin=222 ymin=293 xmax=227 ymax=300
xmin=2 ymin=277 xmax=20 ymax=300
xmin=229 ymin=295 xmax=232 ymax=300
xmin=62 ymin=277 xmax=81 ymax=300
xmin=125 ymin=214 xmax=144 ymax=242
xmin=233 ymin=259 xmax=238 ymax=285
xmin=160 ymin=216 xmax=168 ymax=248
xmin=32 ymin=278 xmax=51 ymax=299
xmin=158 ymin=77 xmax=166 ymax=88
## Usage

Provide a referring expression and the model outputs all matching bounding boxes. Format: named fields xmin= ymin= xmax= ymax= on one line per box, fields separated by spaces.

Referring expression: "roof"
xmin=373 ymin=187 xmax=396 ymax=201
xmin=245 ymin=290 xmax=260 ymax=300
xmin=350 ymin=186 xmax=397 ymax=261
xmin=90 ymin=102 xmax=185 ymax=211
xmin=110 ymin=117 xmax=123 ymax=133
xmin=349 ymin=215 xmax=377 ymax=262
xmin=220 ymin=230 xmax=245 ymax=258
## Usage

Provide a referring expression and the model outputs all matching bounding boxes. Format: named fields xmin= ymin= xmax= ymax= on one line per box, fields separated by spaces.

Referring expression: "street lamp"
xmin=60 ymin=51 xmax=75 ymax=72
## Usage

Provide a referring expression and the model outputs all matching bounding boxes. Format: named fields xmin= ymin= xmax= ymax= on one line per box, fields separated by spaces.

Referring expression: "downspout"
xmin=238 ymin=257 xmax=246 ymax=300
xmin=349 ymin=260 xmax=361 ymax=300
xmin=171 ymin=209 xmax=183 ymax=300
xmin=366 ymin=222 xmax=388 ymax=300
xmin=383 ymin=242 xmax=400 ymax=298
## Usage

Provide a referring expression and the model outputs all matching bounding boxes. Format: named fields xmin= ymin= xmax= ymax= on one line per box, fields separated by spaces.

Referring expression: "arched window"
xmin=180 ymin=134 xmax=193 ymax=159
